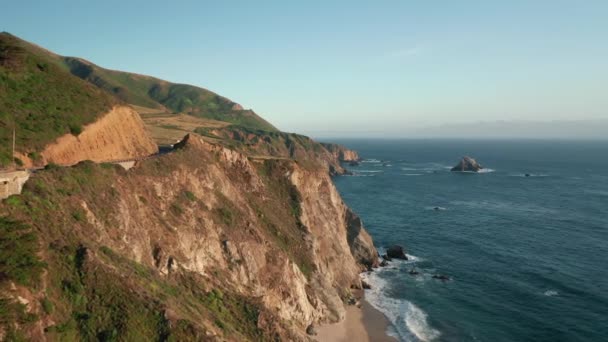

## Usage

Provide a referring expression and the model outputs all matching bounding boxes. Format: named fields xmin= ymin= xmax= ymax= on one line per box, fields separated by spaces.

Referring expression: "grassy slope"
xmin=0 ymin=144 xmax=316 ymax=340
xmin=0 ymin=32 xmax=117 ymax=167
xmin=61 ymin=57 xmax=278 ymax=132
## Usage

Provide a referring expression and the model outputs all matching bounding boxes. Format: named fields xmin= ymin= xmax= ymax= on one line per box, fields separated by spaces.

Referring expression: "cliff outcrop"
xmin=40 ymin=105 xmax=158 ymax=166
xmin=321 ymin=143 xmax=361 ymax=162
xmin=16 ymin=105 xmax=158 ymax=167
xmin=0 ymin=134 xmax=377 ymax=341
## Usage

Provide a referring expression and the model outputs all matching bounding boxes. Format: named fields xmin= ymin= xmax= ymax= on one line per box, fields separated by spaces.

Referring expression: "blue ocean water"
xmin=331 ymin=139 xmax=608 ymax=342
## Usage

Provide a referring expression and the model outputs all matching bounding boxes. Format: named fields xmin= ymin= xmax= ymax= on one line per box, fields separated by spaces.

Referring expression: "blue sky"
xmin=2 ymin=1 xmax=607 ymax=136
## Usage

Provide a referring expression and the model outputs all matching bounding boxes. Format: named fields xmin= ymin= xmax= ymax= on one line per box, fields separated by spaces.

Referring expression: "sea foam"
xmin=362 ymin=254 xmax=440 ymax=341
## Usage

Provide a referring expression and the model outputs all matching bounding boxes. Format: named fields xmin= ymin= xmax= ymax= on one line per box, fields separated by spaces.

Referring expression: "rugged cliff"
xmin=0 ymin=134 xmax=377 ymax=341
xmin=14 ymin=105 xmax=157 ymax=167
xmin=196 ymin=126 xmax=353 ymax=175
xmin=321 ymin=143 xmax=361 ymax=162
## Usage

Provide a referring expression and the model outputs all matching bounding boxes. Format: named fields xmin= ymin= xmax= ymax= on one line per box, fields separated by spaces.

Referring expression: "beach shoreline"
xmin=316 ymin=290 xmax=397 ymax=342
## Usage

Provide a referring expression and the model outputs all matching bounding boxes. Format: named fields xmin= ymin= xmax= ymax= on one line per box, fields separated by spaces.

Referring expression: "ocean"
xmin=330 ymin=139 xmax=608 ymax=342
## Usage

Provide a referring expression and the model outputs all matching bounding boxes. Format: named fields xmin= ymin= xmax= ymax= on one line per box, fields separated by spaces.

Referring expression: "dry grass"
xmin=135 ymin=106 xmax=230 ymax=145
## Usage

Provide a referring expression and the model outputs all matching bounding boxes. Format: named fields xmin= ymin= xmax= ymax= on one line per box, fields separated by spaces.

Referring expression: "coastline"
xmin=316 ymin=290 xmax=397 ymax=342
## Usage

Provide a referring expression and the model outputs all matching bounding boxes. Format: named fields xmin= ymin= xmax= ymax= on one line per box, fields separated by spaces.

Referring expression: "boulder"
xmin=451 ymin=156 xmax=483 ymax=172
xmin=379 ymin=260 xmax=389 ymax=267
xmin=386 ymin=245 xmax=408 ymax=260
xmin=361 ymin=280 xmax=371 ymax=289
xmin=306 ymin=324 xmax=317 ymax=336
xmin=381 ymin=254 xmax=392 ymax=262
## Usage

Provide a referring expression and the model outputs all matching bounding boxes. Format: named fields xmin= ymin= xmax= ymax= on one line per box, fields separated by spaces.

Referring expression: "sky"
xmin=2 ymin=1 xmax=607 ymax=137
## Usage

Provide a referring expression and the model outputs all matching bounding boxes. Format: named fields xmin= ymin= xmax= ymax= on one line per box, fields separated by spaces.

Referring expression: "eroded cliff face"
xmin=18 ymin=105 xmax=158 ymax=167
xmin=0 ymin=134 xmax=377 ymax=341
xmin=321 ymin=143 xmax=361 ymax=162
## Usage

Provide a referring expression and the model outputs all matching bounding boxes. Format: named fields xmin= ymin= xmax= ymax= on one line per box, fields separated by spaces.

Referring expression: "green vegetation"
xmin=0 ymin=32 xmax=117 ymax=167
xmin=253 ymin=160 xmax=316 ymax=279
xmin=61 ymin=56 xmax=277 ymax=132
xmin=0 ymin=217 xmax=45 ymax=287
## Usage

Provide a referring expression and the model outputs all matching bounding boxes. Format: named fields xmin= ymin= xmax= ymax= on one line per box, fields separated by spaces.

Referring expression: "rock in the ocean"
xmin=381 ymin=254 xmax=392 ymax=261
xmin=432 ymin=274 xmax=451 ymax=281
xmin=379 ymin=260 xmax=389 ymax=267
xmin=386 ymin=245 xmax=408 ymax=260
xmin=451 ymin=156 xmax=483 ymax=172
xmin=361 ymin=280 xmax=372 ymax=289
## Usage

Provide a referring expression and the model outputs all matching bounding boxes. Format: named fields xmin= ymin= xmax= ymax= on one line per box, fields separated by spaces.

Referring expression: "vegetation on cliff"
xmin=0 ymin=32 xmax=376 ymax=341
xmin=61 ymin=57 xmax=277 ymax=132
xmin=0 ymin=136 xmax=375 ymax=340
xmin=0 ymin=32 xmax=117 ymax=167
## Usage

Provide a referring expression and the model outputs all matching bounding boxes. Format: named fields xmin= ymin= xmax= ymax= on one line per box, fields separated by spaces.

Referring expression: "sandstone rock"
xmin=451 ymin=156 xmax=483 ymax=172
xmin=386 ymin=245 xmax=407 ymax=260
xmin=39 ymin=105 xmax=158 ymax=167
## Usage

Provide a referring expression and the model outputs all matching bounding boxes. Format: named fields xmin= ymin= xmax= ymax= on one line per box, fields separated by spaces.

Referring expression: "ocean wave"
xmin=509 ymin=173 xmax=549 ymax=177
xmin=362 ymin=266 xmax=440 ymax=341
xmin=543 ymin=290 xmax=559 ymax=297
xmin=477 ymin=168 xmax=495 ymax=173
xmin=584 ymin=189 xmax=608 ymax=196
xmin=362 ymin=159 xmax=382 ymax=163
xmin=402 ymin=173 xmax=424 ymax=176
xmin=426 ymin=206 xmax=447 ymax=211
xmin=357 ymin=170 xmax=384 ymax=173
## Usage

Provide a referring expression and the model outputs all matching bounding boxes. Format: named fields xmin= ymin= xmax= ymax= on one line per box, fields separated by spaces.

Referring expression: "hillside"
xmin=0 ymin=32 xmax=118 ymax=167
xmin=61 ymin=57 xmax=277 ymax=132
xmin=0 ymin=33 xmax=376 ymax=340
xmin=0 ymin=134 xmax=377 ymax=341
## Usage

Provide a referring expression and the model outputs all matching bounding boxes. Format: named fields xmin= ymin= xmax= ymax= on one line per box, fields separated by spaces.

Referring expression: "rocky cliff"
xmin=0 ymin=134 xmax=377 ymax=341
xmin=17 ymin=105 xmax=158 ymax=167
xmin=321 ymin=143 xmax=361 ymax=162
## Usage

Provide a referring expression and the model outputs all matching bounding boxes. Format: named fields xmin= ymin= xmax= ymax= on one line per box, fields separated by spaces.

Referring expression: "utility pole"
xmin=12 ymin=126 xmax=15 ymax=170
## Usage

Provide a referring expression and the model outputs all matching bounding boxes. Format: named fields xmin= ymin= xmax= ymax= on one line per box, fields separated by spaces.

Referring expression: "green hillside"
xmin=0 ymin=32 xmax=117 ymax=167
xmin=61 ymin=57 xmax=278 ymax=132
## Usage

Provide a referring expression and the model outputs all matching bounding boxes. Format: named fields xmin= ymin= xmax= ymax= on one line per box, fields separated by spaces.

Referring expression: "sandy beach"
xmin=316 ymin=291 xmax=396 ymax=342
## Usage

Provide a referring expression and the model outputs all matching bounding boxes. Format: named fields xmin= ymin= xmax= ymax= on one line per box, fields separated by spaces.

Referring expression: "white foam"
xmin=357 ymin=170 xmax=384 ymax=173
xmin=544 ymin=290 xmax=559 ymax=297
xmin=402 ymin=173 xmax=424 ymax=176
xmin=362 ymin=159 xmax=381 ymax=163
xmin=362 ymin=254 xmax=439 ymax=341
xmin=477 ymin=168 xmax=495 ymax=173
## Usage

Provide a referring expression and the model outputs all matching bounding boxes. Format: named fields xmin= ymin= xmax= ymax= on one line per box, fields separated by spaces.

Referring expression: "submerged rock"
xmin=432 ymin=274 xmax=451 ymax=281
xmin=451 ymin=156 xmax=483 ymax=172
xmin=386 ymin=245 xmax=408 ymax=260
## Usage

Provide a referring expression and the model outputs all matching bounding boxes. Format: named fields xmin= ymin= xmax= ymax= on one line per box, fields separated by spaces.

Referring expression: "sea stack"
xmin=451 ymin=156 xmax=483 ymax=172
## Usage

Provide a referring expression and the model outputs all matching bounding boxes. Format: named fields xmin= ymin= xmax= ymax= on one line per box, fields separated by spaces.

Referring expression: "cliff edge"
xmin=0 ymin=134 xmax=377 ymax=341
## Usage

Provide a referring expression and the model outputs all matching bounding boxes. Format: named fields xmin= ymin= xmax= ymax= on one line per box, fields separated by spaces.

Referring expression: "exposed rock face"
xmin=321 ymin=143 xmax=361 ymax=162
xmin=451 ymin=156 xmax=483 ymax=172
xmin=386 ymin=245 xmax=408 ymax=260
xmin=3 ymin=134 xmax=378 ymax=340
xmin=23 ymin=105 xmax=158 ymax=167
xmin=345 ymin=209 xmax=380 ymax=270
